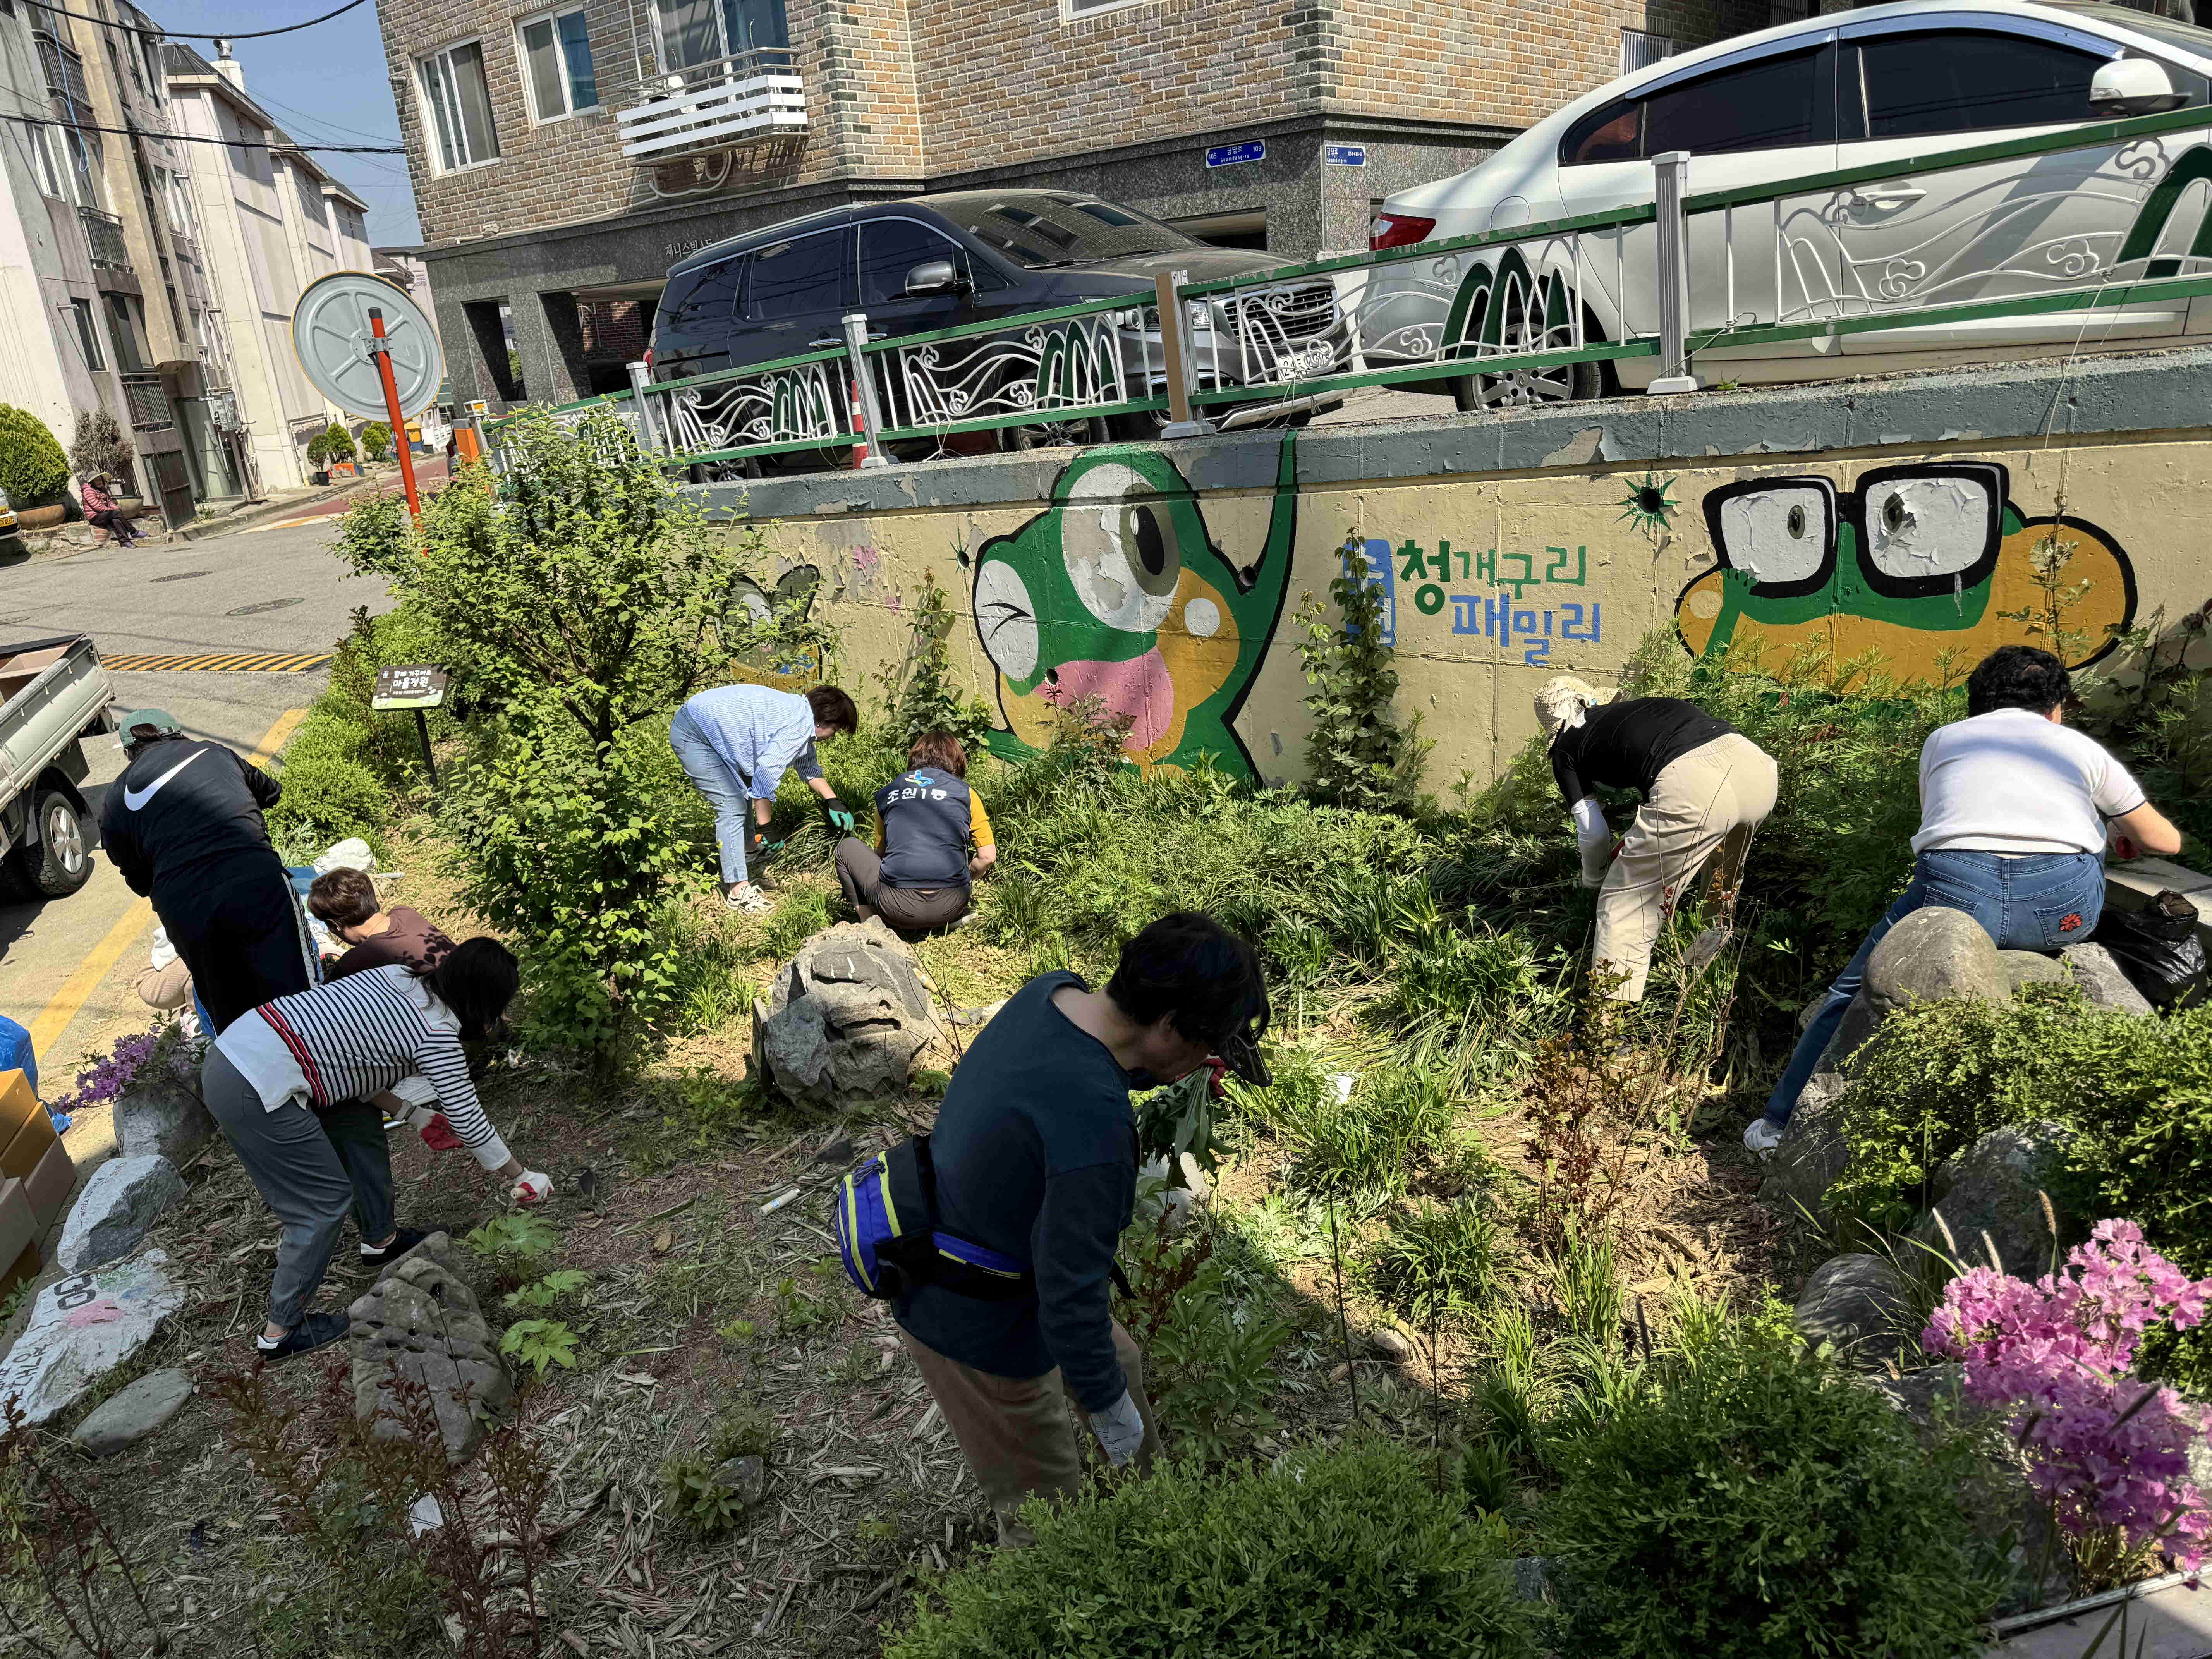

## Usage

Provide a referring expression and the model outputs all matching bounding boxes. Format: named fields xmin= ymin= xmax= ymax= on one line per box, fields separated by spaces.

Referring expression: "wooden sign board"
xmin=370 ymin=664 xmax=448 ymax=711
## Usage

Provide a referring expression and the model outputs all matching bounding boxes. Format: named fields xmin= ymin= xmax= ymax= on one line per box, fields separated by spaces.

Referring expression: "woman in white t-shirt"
xmin=1746 ymin=646 xmax=2179 ymax=1153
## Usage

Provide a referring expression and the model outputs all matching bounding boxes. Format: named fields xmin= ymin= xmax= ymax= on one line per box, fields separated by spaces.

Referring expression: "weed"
xmin=498 ymin=1319 xmax=580 ymax=1379
xmin=1365 ymin=1200 xmax=1501 ymax=1327
xmin=772 ymin=1273 xmax=830 ymax=1335
xmin=1554 ymin=1226 xmax=1623 ymax=1348
xmin=465 ymin=1213 xmax=560 ymax=1283
xmin=0 ymin=1399 xmax=168 ymax=1657
xmin=660 ymin=1404 xmax=776 ymax=1537
xmin=501 ymin=1269 xmax=590 ymax=1314
xmin=1278 ymin=1063 xmax=1455 ymax=1202
xmin=1457 ymin=1437 xmax=1518 ymax=1516
xmin=1117 ymin=1212 xmax=1293 ymax=1463
xmin=876 ymin=569 xmax=997 ymax=754
xmin=762 ymin=885 xmax=833 ymax=957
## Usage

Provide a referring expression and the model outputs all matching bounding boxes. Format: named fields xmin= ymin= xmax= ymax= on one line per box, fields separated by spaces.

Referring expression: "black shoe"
xmin=358 ymin=1227 xmax=430 ymax=1269
xmin=255 ymin=1310 xmax=350 ymax=1362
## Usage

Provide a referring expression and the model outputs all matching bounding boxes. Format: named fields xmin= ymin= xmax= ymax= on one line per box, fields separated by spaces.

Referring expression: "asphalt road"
xmin=0 ymin=516 xmax=393 ymax=1162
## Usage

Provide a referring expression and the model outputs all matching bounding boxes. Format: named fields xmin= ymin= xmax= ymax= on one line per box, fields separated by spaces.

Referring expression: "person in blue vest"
xmin=834 ymin=730 xmax=997 ymax=933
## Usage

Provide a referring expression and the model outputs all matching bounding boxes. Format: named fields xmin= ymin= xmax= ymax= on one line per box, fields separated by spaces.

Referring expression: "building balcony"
xmin=80 ymin=206 xmax=131 ymax=273
xmin=614 ymin=48 xmax=805 ymax=167
xmin=120 ymin=372 xmax=172 ymax=433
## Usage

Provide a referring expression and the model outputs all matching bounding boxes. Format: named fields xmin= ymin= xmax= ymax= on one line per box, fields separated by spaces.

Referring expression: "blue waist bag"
xmin=834 ymin=1133 xmax=1032 ymax=1303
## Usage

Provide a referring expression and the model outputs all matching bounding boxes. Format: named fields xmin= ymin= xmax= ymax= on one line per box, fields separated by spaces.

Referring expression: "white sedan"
xmin=1362 ymin=0 xmax=2212 ymax=407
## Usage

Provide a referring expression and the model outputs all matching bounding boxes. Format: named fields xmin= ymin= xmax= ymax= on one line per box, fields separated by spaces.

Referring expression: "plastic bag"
xmin=2092 ymin=891 xmax=2208 ymax=1010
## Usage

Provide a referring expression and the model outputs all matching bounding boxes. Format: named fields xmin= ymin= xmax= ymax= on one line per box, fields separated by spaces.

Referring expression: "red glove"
xmin=418 ymin=1113 xmax=462 ymax=1151
xmin=1203 ymin=1057 xmax=1229 ymax=1101
xmin=2112 ymin=833 xmax=2141 ymax=862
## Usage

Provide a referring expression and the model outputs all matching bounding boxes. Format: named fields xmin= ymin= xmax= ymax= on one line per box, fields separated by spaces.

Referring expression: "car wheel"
xmin=1009 ymin=416 xmax=1106 ymax=450
xmin=9 ymin=788 xmax=92 ymax=898
xmin=1450 ymin=294 xmax=1608 ymax=412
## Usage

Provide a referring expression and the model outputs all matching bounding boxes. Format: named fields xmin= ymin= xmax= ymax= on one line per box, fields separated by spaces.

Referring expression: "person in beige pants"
xmin=1535 ymin=677 xmax=1779 ymax=1002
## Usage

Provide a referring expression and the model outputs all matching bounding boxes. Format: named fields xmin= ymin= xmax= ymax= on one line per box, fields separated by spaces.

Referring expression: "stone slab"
xmin=0 ymin=1251 xmax=184 ymax=1427
xmin=70 ymin=1366 xmax=193 ymax=1456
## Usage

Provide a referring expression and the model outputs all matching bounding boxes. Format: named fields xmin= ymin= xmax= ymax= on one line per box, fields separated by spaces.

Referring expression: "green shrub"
xmin=1130 ymin=1247 xmax=1292 ymax=1463
xmin=265 ymin=716 xmax=389 ymax=860
xmin=360 ymin=421 xmax=393 ymax=462
xmin=1547 ymin=1326 xmax=2001 ymax=1659
xmin=883 ymin=1441 xmax=1535 ymax=1659
xmin=1293 ymin=539 xmax=1429 ymax=812
xmin=310 ymin=423 xmax=356 ymax=467
xmin=0 ymin=405 xmax=68 ymax=505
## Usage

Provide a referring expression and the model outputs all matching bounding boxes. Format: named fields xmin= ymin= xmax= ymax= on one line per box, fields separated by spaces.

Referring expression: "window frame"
xmin=740 ymin=225 xmax=854 ymax=322
xmin=1060 ymin=0 xmax=1157 ymax=20
xmin=67 ymin=296 xmax=103 ymax=371
xmin=1839 ymin=20 xmax=2121 ymax=143
xmin=29 ymin=124 xmax=71 ymax=201
xmin=415 ymin=36 xmax=501 ymax=175
xmin=1560 ymin=40 xmax=1836 ymax=165
xmin=515 ymin=4 xmax=599 ymax=125
xmin=855 ymin=213 xmax=973 ymax=307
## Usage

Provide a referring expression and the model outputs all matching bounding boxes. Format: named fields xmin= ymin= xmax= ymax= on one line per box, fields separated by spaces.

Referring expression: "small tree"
xmin=0 ymin=405 xmax=70 ymax=505
xmin=336 ymin=408 xmax=820 ymax=1055
xmin=319 ymin=422 xmax=357 ymax=465
xmin=1294 ymin=536 xmax=1429 ymax=812
xmin=360 ymin=421 xmax=393 ymax=462
xmin=65 ymin=406 xmax=131 ymax=493
xmin=881 ymin=568 xmax=996 ymax=753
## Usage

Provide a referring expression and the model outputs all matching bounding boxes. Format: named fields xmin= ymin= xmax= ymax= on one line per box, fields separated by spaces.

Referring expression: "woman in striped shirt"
xmin=205 ymin=937 xmax=551 ymax=1360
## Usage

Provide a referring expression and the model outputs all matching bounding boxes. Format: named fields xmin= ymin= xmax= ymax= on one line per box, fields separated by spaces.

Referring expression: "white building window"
xmin=30 ymin=126 xmax=70 ymax=200
xmin=1621 ymin=28 xmax=1677 ymax=74
xmin=67 ymin=297 xmax=103 ymax=370
xmin=417 ymin=40 xmax=500 ymax=172
xmin=1063 ymin=0 xmax=1157 ymax=17
xmin=518 ymin=7 xmax=597 ymax=121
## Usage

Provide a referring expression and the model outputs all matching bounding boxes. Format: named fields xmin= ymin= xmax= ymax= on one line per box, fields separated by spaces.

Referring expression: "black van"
xmin=648 ymin=190 xmax=1344 ymax=452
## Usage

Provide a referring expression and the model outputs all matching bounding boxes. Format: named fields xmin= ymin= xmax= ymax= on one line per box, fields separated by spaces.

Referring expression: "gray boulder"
xmin=1819 ymin=990 xmax=1881 ymax=1074
xmin=70 ymin=1366 xmax=193 ymax=1456
xmin=710 ymin=1454 xmax=768 ymax=1510
xmin=1864 ymin=907 xmax=2008 ymax=1020
xmin=347 ymin=1251 xmax=514 ymax=1462
xmin=2060 ymin=942 xmax=2156 ymax=1017
xmin=115 ymin=1069 xmax=216 ymax=1168
xmin=1794 ymin=1253 xmax=1913 ymax=1366
xmin=0 ymin=1250 xmax=185 ymax=1426
xmin=1910 ymin=1121 xmax=2075 ymax=1277
xmin=1864 ymin=1362 xmax=1970 ymax=1433
xmin=752 ymin=920 xmax=945 ymax=1108
xmin=1999 ymin=950 xmax=2069 ymax=994
xmin=56 ymin=1155 xmax=184 ymax=1272
xmin=1760 ymin=1070 xmax=1853 ymax=1221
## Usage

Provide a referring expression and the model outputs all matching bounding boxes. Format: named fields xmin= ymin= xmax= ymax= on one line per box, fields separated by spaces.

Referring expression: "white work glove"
xmin=1572 ymin=797 xmax=1613 ymax=890
xmin=512 ymin=1170 xmax=553 ymax=1206
xmin=1091 ymin=1389 xmax=1145 ymax=1468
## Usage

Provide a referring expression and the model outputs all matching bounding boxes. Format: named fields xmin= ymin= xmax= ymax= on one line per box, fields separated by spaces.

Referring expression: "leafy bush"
xmin=1273 ymin=1061 xmax=1456 ymax=1202
xmin=879 ymin=568 xmax=995 ymax=754
xmin=0 ymin=405 xmax=68 ymax=505
xmin=1293 ymin=540 xmax=1428 ymax=812
xmin=1547 ymin=1326 xmax=2001 ymax=1659
xmin=309 ymin=423 xmax=357 ymax=467
xmin=65 ymin=406 xmax=130 ymax=492
xmin=1117 ymin=1218 xmax=1293 ymax=1462
xmin=360 ymin=421 xmax=393 ymax=462
xmin=883 ymin=1440 xmax=1534 ymax=1659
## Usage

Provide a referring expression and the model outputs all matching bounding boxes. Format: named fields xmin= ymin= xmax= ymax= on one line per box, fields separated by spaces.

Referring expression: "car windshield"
xmin=951 ymin=192 xmax=1199 ymax=269
xmin=2034 ymin=0 xmax=2212 ymax=62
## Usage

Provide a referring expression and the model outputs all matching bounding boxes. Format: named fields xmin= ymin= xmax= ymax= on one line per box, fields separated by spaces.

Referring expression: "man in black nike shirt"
xmin=100 ymin=709 xmax=314 ymax=1033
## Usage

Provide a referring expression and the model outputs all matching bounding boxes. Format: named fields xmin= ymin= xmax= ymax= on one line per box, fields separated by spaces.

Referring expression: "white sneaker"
xmin=724 ymin=884 xmax=772 ymax=915
xmin=1742 ymin=1117 xmax=1784 ymax=1155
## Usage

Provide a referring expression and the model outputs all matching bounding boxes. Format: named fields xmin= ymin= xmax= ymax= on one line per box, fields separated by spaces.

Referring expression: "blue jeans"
xmin=670 ymin=708 xmax=756 ymax=886
xmin=1762 ymin=849 xmax=2106 ymax=1127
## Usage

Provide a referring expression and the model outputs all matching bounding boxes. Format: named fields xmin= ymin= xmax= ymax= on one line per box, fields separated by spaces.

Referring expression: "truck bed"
xmin=0 ymin=634 xmax=113 ymax=809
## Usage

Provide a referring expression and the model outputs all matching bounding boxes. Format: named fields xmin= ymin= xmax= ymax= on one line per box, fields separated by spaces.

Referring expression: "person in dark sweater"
xmin=1534 ymin=677 xmax=1778 ymax=1003
xmin=835 ymin=730 xmax=996 ymax=933
xmin=895 ymin=911 xmax=1270 ymax=1544
xmin=100 ymin=709 xmax=314 ymax=1033
xmin=306 ymin=867 xmax=457 ymax=979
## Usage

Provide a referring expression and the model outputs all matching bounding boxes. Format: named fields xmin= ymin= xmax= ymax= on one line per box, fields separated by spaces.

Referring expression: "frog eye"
xmin=974 ymin=558 xmax=1037 ymax=682
xmin=1062 ymin=462 xmax=1182 ymax=633
xmin=1711 ymin=481 xmax=1833 ymax=592
xmin=1863 ymin=471 xmax=1996 ymax=581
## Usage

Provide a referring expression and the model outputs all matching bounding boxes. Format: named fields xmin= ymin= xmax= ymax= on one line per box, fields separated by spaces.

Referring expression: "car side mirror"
xmin=2090 ymin=57 xmax=2185 ymax=115
xmin=903 ymin=259 xmax=970 ymax=297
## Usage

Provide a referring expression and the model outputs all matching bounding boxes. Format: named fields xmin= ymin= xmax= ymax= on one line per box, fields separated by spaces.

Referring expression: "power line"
xmin=27 ymin=0 xmax=373 ymax=40
xmin=1 ymin=110 xmax=405 ymax=152
xmin=243 ymin=89 xmax=403 ymax=148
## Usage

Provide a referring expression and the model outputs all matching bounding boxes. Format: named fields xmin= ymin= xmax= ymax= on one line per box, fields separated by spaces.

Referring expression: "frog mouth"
xmin=1038 ymin=650 xmax=1174 ymax=751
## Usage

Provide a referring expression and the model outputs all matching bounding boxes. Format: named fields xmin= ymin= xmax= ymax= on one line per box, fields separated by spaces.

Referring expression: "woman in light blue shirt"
xmin=670 ymin=682 xmax=859 ymax=910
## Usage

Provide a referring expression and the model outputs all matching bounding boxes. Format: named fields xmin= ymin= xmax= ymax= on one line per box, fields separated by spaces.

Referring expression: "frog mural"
xmin=970 ymin=436 xmax=1298 ymax=778
xmin=1674 ymin=462 xmax=2136 ymax=676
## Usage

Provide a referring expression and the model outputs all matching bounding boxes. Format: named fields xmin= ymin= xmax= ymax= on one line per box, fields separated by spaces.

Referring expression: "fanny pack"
xmin=833 ymin=1134 xmax=1033 ymax=1302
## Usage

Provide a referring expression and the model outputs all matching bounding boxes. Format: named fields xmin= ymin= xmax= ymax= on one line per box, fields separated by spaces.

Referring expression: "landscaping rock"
xmin=2060 ymin=942 xmax=2156 ymax=1017
xmin=373 ymin=1230 xmax=472 ymax=1288
xmin=0 ymin=1250 xmax=185 ymax=1427
xmin=347 ymin=1252 xmax=514 ymax=1462
xmin=752 ymin=920 xmax=946 ymax=1108
xmin=70 ymin=1367 xmax=193 ymax=1456
xmin=1369 ymin=1326 xmax=1414 ymax=1362
xmin=1760 ymin=1070 xmax=1853 ymax=1221
xmin=1911 ymin=1122 xmax=2075 ymax=1276
xmin=1819 ymin=991 xmax=1881 ymax=1073
xmin=1512 ymin=1557 xmax=1551 ymax=1602
xmin=1863 ymin=907 xmax=2008 ymax=1020
xmin=1999 ymin=950 xmax=2070 ymax=994
xmin=114 ymin=1072 xmax=216 ymax=1168
xmin=56 ymin=1156 xmax=184 ymax=1272
xmin=1794 ymin=1254 xmax=1913 ymax=1366
xmin=1863 ymin=1362 xmax=1970 ymax=1432
xmin=711 ymin=1454 xmax=768 ymax=1509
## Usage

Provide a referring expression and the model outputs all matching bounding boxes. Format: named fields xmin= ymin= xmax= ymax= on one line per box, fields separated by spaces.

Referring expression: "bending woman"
xmin=203 ymin=937 xmax=551 ymax=1360
xmin=835 ymin=730 xmax=996 ymax=932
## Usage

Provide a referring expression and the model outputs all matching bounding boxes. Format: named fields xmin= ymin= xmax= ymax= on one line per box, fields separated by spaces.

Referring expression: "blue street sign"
xmin=1323 ymin=143 xmax=1367 ymax=166
xmin=1205 ymin=141 xmax=1266 ymax=168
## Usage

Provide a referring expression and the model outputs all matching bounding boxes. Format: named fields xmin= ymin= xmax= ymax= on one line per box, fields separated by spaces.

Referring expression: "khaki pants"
xmin=1594 ymin=732 xmax=1778 ymax=1002
xmin=898 ymin=1320 xmax=1162 ymax=1545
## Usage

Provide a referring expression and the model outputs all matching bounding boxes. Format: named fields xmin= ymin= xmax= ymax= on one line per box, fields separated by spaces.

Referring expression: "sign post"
xmin=370 ymin=664 xmax=448 ymax=785
xmin=367 ymin=307 xmax=423 ymax=522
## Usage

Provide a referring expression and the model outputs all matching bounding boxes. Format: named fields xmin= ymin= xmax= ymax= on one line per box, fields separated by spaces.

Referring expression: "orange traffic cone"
xmin=850 ymin=381 xmax=867 ymax=470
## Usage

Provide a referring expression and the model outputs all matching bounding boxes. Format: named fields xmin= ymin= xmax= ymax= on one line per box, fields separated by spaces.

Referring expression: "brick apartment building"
xmin=380 ymin=0 xmax=1798 ymax=408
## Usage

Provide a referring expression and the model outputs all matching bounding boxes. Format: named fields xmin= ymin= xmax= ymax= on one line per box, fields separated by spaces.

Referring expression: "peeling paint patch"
xmin=1541 ymin=428 xmax=1614 ymax=468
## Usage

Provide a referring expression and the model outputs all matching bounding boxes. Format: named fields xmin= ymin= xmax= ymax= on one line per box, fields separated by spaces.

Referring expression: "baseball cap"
xmin=117 ymin=708 xmax=183 ymax=745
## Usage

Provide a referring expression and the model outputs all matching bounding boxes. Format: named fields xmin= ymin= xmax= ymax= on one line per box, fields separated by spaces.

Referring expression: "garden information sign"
xmin=371 ymin=664 xmax=447 ymax=783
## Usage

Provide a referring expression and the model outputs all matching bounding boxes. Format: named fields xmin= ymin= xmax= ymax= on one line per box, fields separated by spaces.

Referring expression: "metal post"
xmin=1154 ymin=270 xmax=1211 ymax=439
xmin=413 ymin=706 xmax=438 ymax=786
xmin=625 ymin=359 xmax=662 ymax=452
xmin=841 ymin=311 xmax=890 ymax=469
xmin=1647 ymin=150 xmax=1701 ymax=395
xmin=365 ymin=307 xmax=423 ymax=520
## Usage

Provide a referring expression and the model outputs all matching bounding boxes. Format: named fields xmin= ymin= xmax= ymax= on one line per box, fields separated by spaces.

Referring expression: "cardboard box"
xmin=0 ymin=1106 xmax=56 ymax=1183
xmin=23 ymin=1138 xmax=72 ymax=1230
xmin=0 ymin=1239 xmax=36 ymax=1301
xmin=0 ymin=1180 xmax=36 ymax=1288
xmin=0 ymin=1070 xmax=39 ymax=1140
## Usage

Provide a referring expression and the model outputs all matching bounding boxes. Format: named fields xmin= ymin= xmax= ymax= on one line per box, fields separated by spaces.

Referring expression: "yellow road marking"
xmin=99 ymin=651 xmax=334 ymax=673
xmin=23 ymin=707 xmax=309 ymax=1062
